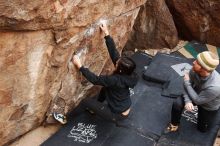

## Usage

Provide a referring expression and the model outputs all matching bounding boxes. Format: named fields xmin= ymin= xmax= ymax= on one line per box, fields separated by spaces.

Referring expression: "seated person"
xmin=72 ymin=23 xmax=138 ymax=121
xmin=166 ymin=51 xmax=220 ymax=133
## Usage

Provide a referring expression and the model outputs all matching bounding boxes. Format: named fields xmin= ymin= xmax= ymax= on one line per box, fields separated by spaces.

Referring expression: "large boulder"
xmin=166 ymin=0 xmax=220 ymax=47
xmin=46 ymin=9 xmax=141 ymax=123
xmin=0 ymin=0 xmax=146 ymax=145
xmin=125 ymin=0 xmax=178 ymax=50
xmin=0 ymin=31 xmax=54 ymax=145
xmin=0 ymin=0 xmax=146 ymax=30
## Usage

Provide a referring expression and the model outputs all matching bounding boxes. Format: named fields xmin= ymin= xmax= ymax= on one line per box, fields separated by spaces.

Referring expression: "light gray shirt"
xmin=184 ymin=70 xmax=220 ymax=111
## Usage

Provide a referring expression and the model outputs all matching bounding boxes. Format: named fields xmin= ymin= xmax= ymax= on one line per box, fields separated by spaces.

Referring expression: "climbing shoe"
xmin=164 ymin=123 xmax=179 ymax=133
xmin=53 ymin=112 xmax=67 ymax=124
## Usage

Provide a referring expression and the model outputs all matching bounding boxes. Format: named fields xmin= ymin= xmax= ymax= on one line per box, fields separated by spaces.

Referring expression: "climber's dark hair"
xmin=114 ymin=57 xmax=136 ymax=75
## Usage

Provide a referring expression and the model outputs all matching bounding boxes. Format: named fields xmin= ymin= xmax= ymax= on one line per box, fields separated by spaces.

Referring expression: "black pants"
xmin=171 ymin=96 xmax=219 ymax=132
xmin=81 ymin=96 xmax=128 ymax=122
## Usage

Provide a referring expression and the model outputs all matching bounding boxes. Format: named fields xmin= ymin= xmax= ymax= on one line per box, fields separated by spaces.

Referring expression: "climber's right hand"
xmin=100 ymin=23 xmax=109 ymax=36
xmin=72 ymin=55 xmax=82 ymax=69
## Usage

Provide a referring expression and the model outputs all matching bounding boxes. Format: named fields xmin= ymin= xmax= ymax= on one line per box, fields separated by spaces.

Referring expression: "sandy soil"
xmin=214 ymin=137 xmax=220 ymax=146
xmin=9 ymin=124 xmax=61 ymax=146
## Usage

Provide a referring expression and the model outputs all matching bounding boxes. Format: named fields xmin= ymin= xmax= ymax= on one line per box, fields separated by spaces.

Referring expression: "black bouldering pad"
xmin=41 ymin=110 xmax=156 ymax=146
xmin=122 ymin=52 xmax=173 ymax=138
xmin=41 ymin=111 xmax=115 ymax=146
xmin=143 ymin=53 xmax=193 ymax=84
xmin=161 ymin=77 xmax=185 ymax=98
xmin=42 ymin=52 xmax=219 ymax=146
xmin=130 ymin=51 xmax=152 ymax=75
xmin=117 ymin=82 xmax=173 ymax=139
xmin=157 ymin=113 xmax=219 ymax=146
xmin=101 ymin=127 xmax=155 ymax=146
xmin=143 ymin=53 xmax=193 ymax=98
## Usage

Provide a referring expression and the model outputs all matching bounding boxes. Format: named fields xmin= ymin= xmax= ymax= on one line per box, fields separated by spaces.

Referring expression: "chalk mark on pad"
xmin=68 ymin=123 xmax=97 ymax=143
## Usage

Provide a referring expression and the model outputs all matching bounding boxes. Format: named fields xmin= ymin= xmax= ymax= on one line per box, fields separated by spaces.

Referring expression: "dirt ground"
xmin=9 ymin=124 xmax=61 ymax=146
xmin=214 ymin=137 xmax=220 ymax=146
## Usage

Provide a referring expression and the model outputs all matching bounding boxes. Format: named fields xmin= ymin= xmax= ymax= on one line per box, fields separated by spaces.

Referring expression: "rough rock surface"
xmin=0 ymin=30 xmax=54 ymax=145
xmin=166 ymin=0 xmax=220 ymax=47
xmin=0 ymin=0 xmax=146 ymax=145
xmin=0 ymin=0 xmax=145 ymax=30
xmin=125 ymin=0 xmax=178 ymax=50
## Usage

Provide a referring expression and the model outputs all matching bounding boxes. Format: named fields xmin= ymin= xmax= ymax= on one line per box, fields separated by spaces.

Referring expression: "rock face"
xmin=0 ymin=0 xmax=146 ymax=145
xmin=0 ymin=31 xmax=54 ymax=145
xmin=0 ymin=0 xmax=145 ymax=30
xmin=125 ymin=0 xmax=178 ymax=50
xmin=166 ymin=0 xmax=220 ymax=47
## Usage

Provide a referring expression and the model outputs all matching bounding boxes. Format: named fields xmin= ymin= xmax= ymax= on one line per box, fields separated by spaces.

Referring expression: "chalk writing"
xmin=129 ymin=88 xmax=135 ymax=96
xmin=182 ymin=106 xmax=198 ymax=124
xmin=68 ymin=123 xmax=97 ymax=143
